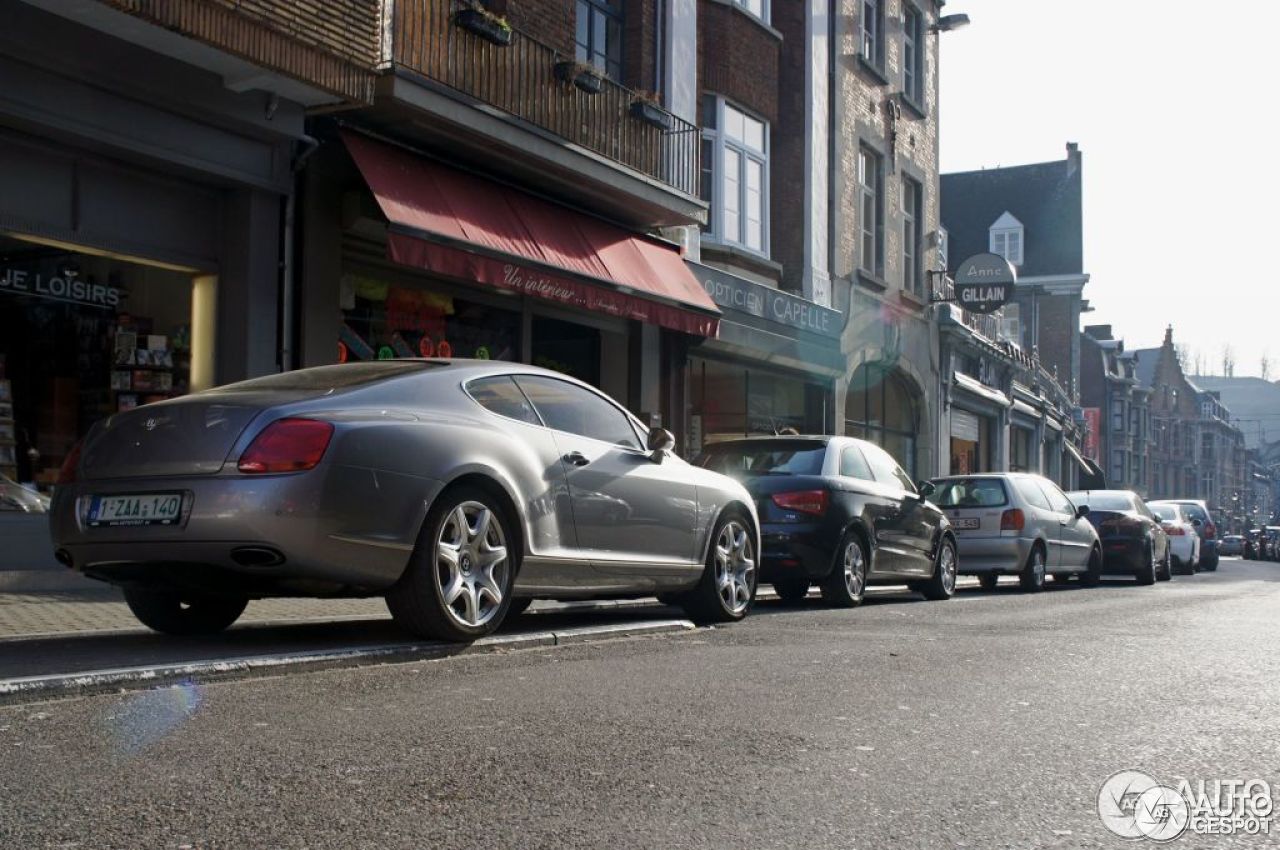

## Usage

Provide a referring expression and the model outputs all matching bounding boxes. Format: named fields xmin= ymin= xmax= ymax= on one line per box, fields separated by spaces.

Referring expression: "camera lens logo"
xmin=1098 ymin=770 xmax=1189 ymax=842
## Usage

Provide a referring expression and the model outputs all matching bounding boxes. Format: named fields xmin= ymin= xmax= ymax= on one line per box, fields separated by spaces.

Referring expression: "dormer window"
xmin=989 ymin=211 xmax=1024 ymax=266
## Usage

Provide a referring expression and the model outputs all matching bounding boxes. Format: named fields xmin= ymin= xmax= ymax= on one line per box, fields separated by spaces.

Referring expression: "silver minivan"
xmin=926 ymin=473 xmax=1102 ymax=592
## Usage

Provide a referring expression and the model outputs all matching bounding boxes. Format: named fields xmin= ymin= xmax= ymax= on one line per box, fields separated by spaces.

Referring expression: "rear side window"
xmin=1013 ymin=478 xmax=1051 ymax=511
xmin=930 ymin=478 xmax=1008 ymax=508
xmin=697 ymin=441 xmax=827 ymax=476
xmin=839 ymin=446 xmax=873 ymax=480
xmin=467 ymin=376 xmax=540 ymax=426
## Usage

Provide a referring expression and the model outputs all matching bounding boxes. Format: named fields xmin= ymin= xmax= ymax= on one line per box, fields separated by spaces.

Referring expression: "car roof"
xmin=702 ymin=435 xmax=832 ymax=443
xmin=930 ymin=472 xmax=1040 ymax=480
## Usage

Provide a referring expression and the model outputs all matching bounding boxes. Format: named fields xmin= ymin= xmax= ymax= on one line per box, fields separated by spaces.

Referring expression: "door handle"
xmin=563 ymin=451 xmax=591 ymax=467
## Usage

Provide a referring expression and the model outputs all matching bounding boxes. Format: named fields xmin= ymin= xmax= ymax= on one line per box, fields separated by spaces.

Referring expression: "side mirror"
xmin=1076 ymin=504 xmax=1090 ymax=519
xmin=917 ymin=481 xmax=936 ymax=497
xmin=1191 ymin=518 xmax=1203 ymax=527
xmin=647 ymin=427 xmax=676 ymax=463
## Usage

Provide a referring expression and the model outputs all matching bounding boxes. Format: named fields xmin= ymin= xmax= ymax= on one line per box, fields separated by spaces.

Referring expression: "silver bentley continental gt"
xmin=49 ymin=360 xmax=760 ymax=641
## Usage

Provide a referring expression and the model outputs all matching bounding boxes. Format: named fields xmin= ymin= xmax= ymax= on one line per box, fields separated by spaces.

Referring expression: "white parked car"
xmin=1148 ymin=502 xmax=1200 ymax=574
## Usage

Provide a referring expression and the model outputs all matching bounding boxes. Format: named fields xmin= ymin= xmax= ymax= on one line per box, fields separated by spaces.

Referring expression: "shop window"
xmin=340 ymin=276 xmax=521 ymax=365
xmin=845 ymin=363 xmax=919 ymax=478
xmin=688 ymin=357 xmax=830 ymax=454
xmin=1010 ymin=426 xmax=1034 ymax=472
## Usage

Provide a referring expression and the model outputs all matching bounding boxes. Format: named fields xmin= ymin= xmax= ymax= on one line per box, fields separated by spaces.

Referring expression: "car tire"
xmin=680 ymin=510 xmax=757 ymax=624
xmin=506 ymin=597 xmax=533 ymax=618
xmin=1157 ymin=547 xmax=1172 ymax=582
xmin=773 ymin=577 xmax=810 ymax=604
xmin=820 ymin=531 xmax=867 ymax=608
xmin=386 ymin=485 xmax=519 ymax=642
xmin=1018 ymin=545 xmax=1046 ymax=593
xmin=1078 ymin=546 xmax=1103 ymax=588
xmin=918 ymin=536 xmax=957 ymax=601
xmin=123 ymin=587 xmax=248 ymax=636
xmin=977 ymin=573 xmax=999 ymax=591
xmin=1135 ymin=543 xmax=1157 ymax=586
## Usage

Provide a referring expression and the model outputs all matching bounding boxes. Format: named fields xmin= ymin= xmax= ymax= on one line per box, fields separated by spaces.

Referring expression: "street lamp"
xmin=932 ymin=13 xmax=971 ymax=33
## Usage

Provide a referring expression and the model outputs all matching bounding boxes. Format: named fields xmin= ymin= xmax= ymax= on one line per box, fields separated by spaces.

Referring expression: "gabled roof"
xmin=941 ymin=149 xmax=1083 ymax=278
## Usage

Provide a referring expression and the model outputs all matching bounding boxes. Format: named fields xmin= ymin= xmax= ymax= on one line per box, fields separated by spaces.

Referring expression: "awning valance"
xmin=342 ymin=131 xmax=720 ymax=337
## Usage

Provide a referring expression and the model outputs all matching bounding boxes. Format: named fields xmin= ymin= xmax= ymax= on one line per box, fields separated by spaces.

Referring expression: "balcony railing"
xmin=935 ymin=276 xmax=1002 ymax=341
xmin=99 ymin=0 xmax=380 ymax=103
xmin=387 ymin=0 xmax=700 ymax=196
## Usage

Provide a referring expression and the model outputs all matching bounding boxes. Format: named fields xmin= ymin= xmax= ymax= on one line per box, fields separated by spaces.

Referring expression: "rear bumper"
xmin=953 ymin=535 xmax=1035 ymax=574
xmin=1100 ymin=536 xmax=1144 ymax=573
xmin=49 ymin=464 xmax=442 ymax=595
xmin=759 ymin=521 xmax=837 ymax=581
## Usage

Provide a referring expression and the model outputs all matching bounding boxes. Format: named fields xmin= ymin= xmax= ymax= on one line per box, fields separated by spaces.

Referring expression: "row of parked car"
xmin=1244 ymin=527 xmax=1280 ymax=561
xmin=697 ymin=435 xmax=1222 ymax=601
xmin=43 ymin=359 xmax=1231 ymax=642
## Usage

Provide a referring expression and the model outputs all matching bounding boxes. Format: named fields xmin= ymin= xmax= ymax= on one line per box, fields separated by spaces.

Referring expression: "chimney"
xmin=1084 ymin=324 xmax=1113 ymax=341
xmin=1066 ymin=141 xmax=1080 ymax=177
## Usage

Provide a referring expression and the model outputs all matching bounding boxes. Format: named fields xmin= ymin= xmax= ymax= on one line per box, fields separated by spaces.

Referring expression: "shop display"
xmin=110 ymin=322 xmax=190 ymax=412
xmin=0 ymin=377 xmax=15 ymax=480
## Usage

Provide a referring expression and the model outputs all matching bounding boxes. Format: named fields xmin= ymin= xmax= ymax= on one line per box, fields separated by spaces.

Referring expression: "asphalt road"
xmin=2 ymin=558 xmax=1278 ymax=849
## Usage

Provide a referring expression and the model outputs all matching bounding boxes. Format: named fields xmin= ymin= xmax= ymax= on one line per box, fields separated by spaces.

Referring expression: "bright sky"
xmin=939 ymin=1 xmax=1280 ymax=380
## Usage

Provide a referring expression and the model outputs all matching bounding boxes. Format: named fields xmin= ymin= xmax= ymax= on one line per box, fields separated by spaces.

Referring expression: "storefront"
xmin=948 ymin=372 xmax=1009 ymax=475
xmin=949 ymin=407 xmax=991 ymax=475
xmin=0 ymin=3 xmax=322 ymax=581
xmin=682 ymin=262 xmax=843 ymax=455
xmin=300 ymin=131 xmax=719 ymax=429
xmin=846 ymin=362 xmax=924 ymax=479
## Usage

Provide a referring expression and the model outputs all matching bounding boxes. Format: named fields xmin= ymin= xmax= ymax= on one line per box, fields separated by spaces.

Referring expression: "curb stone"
xmin=0 ymin=619 xmax=696 ymax=706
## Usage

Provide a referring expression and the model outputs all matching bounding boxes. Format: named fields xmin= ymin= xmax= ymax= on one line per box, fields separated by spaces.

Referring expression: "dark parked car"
xmin=1069 ymin=490 xmax=1171 ymax=584
xmin=1148 ymin=500 xmax=1219 ymax=571
xmin=50 ymin=360 xmax=760 ymax=641
xmin=695 ymin=436 xmax=957 ymax=606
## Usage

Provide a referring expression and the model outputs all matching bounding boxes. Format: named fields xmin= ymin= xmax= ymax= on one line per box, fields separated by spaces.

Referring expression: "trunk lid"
xmin=80 ymin=398 xmax=264 ymax=480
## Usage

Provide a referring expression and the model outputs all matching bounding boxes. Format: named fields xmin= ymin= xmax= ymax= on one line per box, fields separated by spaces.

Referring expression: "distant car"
xmin=1069 ymin=491 xmax=1170 ymax=584
xmin=1149 ymin=500 xmax=1219 ymax=571
xmin=1149 ymin=502 xmax=1202 ymax=574
xmin=696 ymin=436 xmax=958 ymax=606
xmin=51 ymin=360 xmax=761 ymax=640
xmin=1218 ymin=535 xmax=1244 ymax=557
xmin=927 ymin=473 xmax=1101 ymax=592
xmin=0 ymin=474 xmax=49 ymax=513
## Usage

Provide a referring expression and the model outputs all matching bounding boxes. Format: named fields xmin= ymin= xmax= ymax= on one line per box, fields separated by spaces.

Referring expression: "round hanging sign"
xmin=954 ymin=253 xmax=1016 ymax=314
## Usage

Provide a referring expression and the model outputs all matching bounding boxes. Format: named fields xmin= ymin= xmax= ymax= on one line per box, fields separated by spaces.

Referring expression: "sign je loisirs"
xmin=953 ymin=253 xmax=1016 ymax=315
xmin=0 ymin=266 xmax=122 ymax=309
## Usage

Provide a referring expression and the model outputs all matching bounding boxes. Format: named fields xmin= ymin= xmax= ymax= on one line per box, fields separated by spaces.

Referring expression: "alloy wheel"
xmin=714 ymin=520 xmax=755 ymax=615
xmin=842 ymin=540 xmax=867 ymax=599
xmin=435 ymin=500 xmax=509 ymax=629
xmin=940 ymin=540 xmax=957 ymax=594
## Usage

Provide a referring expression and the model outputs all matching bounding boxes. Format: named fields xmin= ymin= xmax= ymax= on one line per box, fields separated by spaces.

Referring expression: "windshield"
xmin=1069 ymin=492 xmax=1135 ymax=512
xmin=928 ymin=478 xmax=1009 ymax=508
xmin=696 ymin=441 xmax=827 ymax=476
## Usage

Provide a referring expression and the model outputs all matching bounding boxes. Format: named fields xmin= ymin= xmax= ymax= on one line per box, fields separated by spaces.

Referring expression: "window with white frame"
xmin=937 ymin=226 xmax=949 ymax=271
xmin=733 ymin=0 xmax=768 ymax=23
xmin=858 ymin=145 xmax=884 ymax=278
xmin=903 ymin=4 xmax=924 ymax=104
xmin=861 ymin=0 xmax=885 ymax=70
xmin=700 ymin=96 xmax=768 ymax=254
xmin=989 ymin=211 xmax=1024 ymax=266
xmin=901 ymin=175 xmax=922 ymax=295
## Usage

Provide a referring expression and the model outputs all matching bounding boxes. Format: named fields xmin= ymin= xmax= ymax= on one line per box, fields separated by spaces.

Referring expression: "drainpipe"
xmin=280 ymin=134 xmax=320 ymax=372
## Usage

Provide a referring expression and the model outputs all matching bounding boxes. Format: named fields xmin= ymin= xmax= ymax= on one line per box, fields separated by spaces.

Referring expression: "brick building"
xmin=1080 ymin=326 xmax=1151 ymax=494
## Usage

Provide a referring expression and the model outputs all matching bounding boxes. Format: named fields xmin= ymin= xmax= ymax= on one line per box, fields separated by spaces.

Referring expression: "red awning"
xmin=342 ymin=131 xmax=719 ymax=337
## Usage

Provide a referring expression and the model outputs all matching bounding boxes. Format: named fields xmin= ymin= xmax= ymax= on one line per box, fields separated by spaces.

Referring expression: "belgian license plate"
xmin=88 ymin=493 xmax=184 ymax=528
xmin=953 ymin=517 xmax=980 ymax=530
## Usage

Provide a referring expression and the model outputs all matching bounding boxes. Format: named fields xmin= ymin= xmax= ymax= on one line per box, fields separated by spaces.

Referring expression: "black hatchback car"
xmin=695 ymin=436 xmax=957 ymax=606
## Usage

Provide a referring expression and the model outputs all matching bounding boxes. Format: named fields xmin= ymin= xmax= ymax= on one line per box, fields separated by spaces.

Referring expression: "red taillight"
xmin=58 ymin=441 xmax=84 ymax=485
xmin=1204 ymin=522 xmax=1216 ymax=539
xmin=1000 ymin=508 xmax=1025 ymax=532
xmin=238 ymin=418 xmax=334 ymax=474
xmin=1163 ymin=523 xmax=1186 ymax=536
xmin=771 ymin=490 xmax=828 ymax=516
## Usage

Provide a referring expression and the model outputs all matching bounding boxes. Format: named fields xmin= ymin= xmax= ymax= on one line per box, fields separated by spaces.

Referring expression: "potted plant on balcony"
xmin=629 ymin=90 xmax=674 ymax=131
xmin=453 ymin=5 xmax=513 ymax=46
xmin=554 ymin=60 xmax=605 ymax=95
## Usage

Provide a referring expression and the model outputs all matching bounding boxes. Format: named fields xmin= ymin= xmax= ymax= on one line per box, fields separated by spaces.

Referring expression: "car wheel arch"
xmin=700 ymin=500 xmax=758 ymax=565
xmin=837 ymin=520 xmax=875 ymax=575
xmin=405 ymin=470 xmax=527 ymax=582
